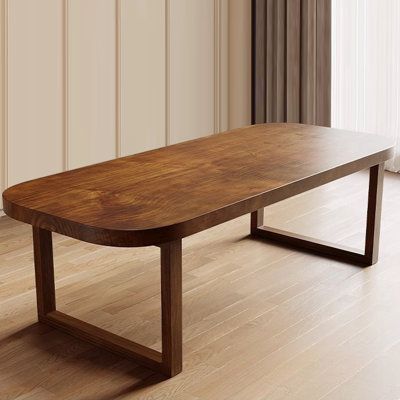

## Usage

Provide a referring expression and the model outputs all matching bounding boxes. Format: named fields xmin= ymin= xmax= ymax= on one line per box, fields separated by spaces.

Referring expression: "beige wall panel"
xmin=8 ymin=0 xmax=64 ymax=186
xmin=68 ymin=0 xmax=116 ymax=169
xmin=228 ymin=0 xmax=251 ymax=129
xmin=120 ymin=0 xmax=166 ymax=156
xmin=0 ymin=0 xmax=239 ymax=214
xmin=169 ymin=0 xmax=215 ymax=144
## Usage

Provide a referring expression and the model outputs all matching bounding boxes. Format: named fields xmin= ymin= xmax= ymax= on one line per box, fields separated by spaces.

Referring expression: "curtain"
xmin=252 ymin=0 xmax=331 ymax=126
xmin=332 ymin=0 xmax=400 ymax=172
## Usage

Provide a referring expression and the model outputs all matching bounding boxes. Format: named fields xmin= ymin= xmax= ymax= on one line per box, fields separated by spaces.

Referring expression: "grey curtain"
xmin=252 ymin=0 xmax=331 ymax=126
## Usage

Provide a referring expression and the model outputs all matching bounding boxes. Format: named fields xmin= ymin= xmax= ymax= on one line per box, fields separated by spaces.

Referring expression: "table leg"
xmin=161 ymin=240 xmax=183 ymax=377
xmin=250 ymin=164 xmax=385 ymax=266
xmin=364 ymin=163 xmax=384 ymax=264
xmin=32 ymin=228 xmax=183 ymax=378
xmin=33 ymin=227 xmax=56 ymax=317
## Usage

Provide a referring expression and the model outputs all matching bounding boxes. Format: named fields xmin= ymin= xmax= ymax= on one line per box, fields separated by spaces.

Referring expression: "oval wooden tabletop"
xmin=2 ymin=123 xmax=394 ymax=247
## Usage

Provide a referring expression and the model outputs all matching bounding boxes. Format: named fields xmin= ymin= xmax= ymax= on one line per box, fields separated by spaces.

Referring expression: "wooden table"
xmin=2 ymin=123 xmax=394 ymax=377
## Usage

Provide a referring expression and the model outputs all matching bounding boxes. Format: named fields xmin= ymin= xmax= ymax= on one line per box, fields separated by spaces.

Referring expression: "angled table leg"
xmin=32 ymin=229 xmax=183 ymax=378
xmin=250 ymin=164 xmax=385 ymax=267
xmin=364 ymin=163 xmax=385 ymax=264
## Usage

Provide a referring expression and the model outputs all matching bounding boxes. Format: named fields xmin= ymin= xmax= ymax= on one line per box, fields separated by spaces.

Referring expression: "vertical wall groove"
xmin=115 ymin=0 xmax=121 ymax=157
xmin=165 ymin=0 xmax=170 ymax=146
xmin=214 ymin=0 xmax=224 ymax=133
xmin=218 ymin=0 xmax=229 ymax=132
xmin=4 ymin=0 xmax=7 ymax=190
xmin=1 ymin=0 xmax=9 ymax=208
xmin=63 ymin=0 xmax=69 ymax=171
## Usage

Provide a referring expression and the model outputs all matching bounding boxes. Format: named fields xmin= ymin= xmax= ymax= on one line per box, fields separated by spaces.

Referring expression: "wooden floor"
xmin=1 ymin=170 xmax=400 ymax=400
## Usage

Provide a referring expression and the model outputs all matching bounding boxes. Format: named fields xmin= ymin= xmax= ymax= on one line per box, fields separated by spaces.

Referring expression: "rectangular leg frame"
xmin=250 ymin=164 xmax=385 ymax=266
xmin=33 ymin=228 xmax=183 ymax=377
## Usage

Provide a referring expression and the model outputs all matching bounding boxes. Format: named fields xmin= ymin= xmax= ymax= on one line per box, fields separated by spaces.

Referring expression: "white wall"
xmin=0 ymin=0 xmax=251 ymax=212
xmin=332 ymin=0 xmax=400 ymax=172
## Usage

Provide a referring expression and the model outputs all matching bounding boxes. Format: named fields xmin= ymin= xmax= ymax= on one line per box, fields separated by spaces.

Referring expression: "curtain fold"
xmin=252 ymin=0 xmax=331 ymax=126
xmin=332 ymin=0 xmax=400 ymax=172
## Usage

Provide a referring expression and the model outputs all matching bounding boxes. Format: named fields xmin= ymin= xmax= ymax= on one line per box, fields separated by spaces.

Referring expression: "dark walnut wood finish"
xmin=2 ymin=123 xmax=394 ymax=377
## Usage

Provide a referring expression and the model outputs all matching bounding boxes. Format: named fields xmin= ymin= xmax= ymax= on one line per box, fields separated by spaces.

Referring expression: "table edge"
xmin=2 ymin=146 xmax=393 ymax=247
